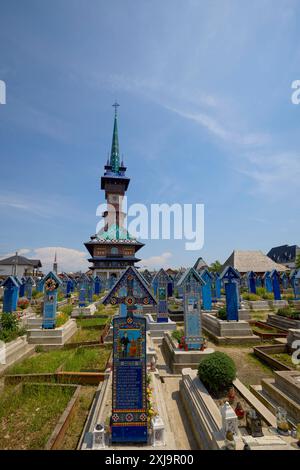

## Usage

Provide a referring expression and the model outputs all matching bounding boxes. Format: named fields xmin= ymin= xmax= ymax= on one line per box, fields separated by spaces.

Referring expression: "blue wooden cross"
xmin=220 ymin=266 xmax=241 ymax=321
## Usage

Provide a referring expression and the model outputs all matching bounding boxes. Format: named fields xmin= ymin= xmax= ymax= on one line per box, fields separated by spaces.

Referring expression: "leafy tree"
xmin=210 ymin=260 xmax=222 ymax=273
xmin=296 ymin=253 xmax=300 ymax=269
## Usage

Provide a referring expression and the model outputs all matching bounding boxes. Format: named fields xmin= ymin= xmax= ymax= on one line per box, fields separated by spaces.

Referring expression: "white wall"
xmin=0 ymin=265 xmax=32 ymax=276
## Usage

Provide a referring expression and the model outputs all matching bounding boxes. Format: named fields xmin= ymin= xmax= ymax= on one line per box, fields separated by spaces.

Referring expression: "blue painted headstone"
xmin=41 ymin=271 xmax=62 ymax=329
xmin=37 ymin=279 xmax=44 ymax=293
xmin=247 ymin=271 xmax=257 ymax=294
xmin=256 ymin=276 xmax=262 ymax=288
xmin=177 ymin=268 xmax=204 ymax=350
xmin=215 ymin=273 xmax=222 ymax=299
xmin=19 ymin=277 xmax=26 ymax=297
xmin=152 ymin=269 xmax=171 ymax=323
xmin=293 ymin=270 xmax=300 ymax=300
xmin=200 ymin=269 xmax=213 ymax=311
xmin=263 ymin=271 xmax=273 ymax=293
xmin=2 ymin=276 xmax=19 ymax=313
xmin=270 ymin=270 xmax=281 ymax=301
xmin=79 ymin=287 xmax=86 ymax=307
xmin=24 ymin=276 xmax=34 ymax=300
xmin=102 ymin=266 xmax=157 ymax=444
xmin=220 ymin=267 xmax=241 ymax=321
xmin=280 ymin=273 xmax=288 ymax=290
xmin=94 ymin=276 xmax=101 ymax=295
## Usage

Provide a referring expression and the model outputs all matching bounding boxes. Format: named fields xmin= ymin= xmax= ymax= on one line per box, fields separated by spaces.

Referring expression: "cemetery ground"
xmin=0 ymin=302 xmax=115 ymax=450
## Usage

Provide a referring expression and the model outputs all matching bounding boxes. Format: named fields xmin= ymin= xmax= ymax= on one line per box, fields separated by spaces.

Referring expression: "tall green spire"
xmin=110 ymin=102 xmax=120 ymax=173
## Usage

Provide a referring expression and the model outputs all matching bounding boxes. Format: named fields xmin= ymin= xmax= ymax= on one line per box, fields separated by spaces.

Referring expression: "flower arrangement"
xmin=18 ymin=298 xmax=29 ymax=310
xmin=146 ymin=373 xmax=157 ymax=424
xmin=45 ymin=278 xmax=58 ymax=292
xmin=146 ymin=385 xmax=157 ymax=423
xmin=178 ymin=336 xmax=188 ymax=351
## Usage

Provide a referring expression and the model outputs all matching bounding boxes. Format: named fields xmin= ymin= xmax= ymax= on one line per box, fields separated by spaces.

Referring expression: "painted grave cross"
xmin=177 ymin=268 xmax=204 ymax=350
xmin=152 ymin=268 xmax=171 ymax=323
xmin=293 ymin=270 xmax=300 ymax=300
xmin=220 ymin=266 xmax=241 ymax=321
xmin=41 ymin=271 xmax=62 ymax=329
xmin=247 ymin=271 xmax=257 ymax=295
xmin=263 ymin=271 xmax=273 ymax=293
xmin=270 ymin=270 xmax=281 ymax=301
xmin=200 ymin=268 xmax=213 ymax=311
xmin=102 ymin=266 xmax=157 ymax=444
xmin=280 ymin=273 xmax=288 ymax=290
xmin=1 ymin=276 xmax=19 ymax=313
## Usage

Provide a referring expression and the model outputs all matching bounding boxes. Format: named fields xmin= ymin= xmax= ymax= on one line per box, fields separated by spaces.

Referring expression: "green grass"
xmin=69 ymin=328 xmax=101 ymax=343
xmin=62 ymin=347 xmax=111 ymax=372
xmin=7 ymin=349 xmax=74 ymax=375
xmin=269 ymin=353 xmax=300 ymax=370
xmin=76 ymin=317 xmax=109 ymax=328
xmin=59 ymin=304 xmax=73 ymax=316
xmin=0 ymin=383 xmax=74 ymax=449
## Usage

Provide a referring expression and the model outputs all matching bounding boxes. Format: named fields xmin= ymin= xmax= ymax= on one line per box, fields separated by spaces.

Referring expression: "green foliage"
xmin=59 ymin=304 xmax=73 ymax=316
xmin=62 ymin=346 xmax=110 ymax=372
xmin=0 ymin=313 xmax=25 ymax=342
xmin=217 ymin=307 xmax=227 ymax=320
xmin=242 ymin=292 xmax=261 ymax=301
xmin=57 ymin=292 xmax=65 ymax=302
xmin=0 ymin=383 xmax=74 ymax=450
xmin=296 ymin=253 xmax=300 ymax=269
xmin=210 ymin=260 xmax=222 ymax=273
xmin=198 ymin=351 xmax=236 ymax=394
xmin=55 ymin=311 xmax=69 ymax=327
xmin=277 ymin=307 xmax=300 ymax=319
xmin=172 ymin=328 xmax=184 ymax=343
xmin=256 ymin=287 xmax=273 ymax=300
xmin=31 ymin=290 xmax=43 ymax=299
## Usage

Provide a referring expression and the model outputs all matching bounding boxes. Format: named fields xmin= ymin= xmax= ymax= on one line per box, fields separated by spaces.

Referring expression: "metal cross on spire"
xmin=112 ymin=101 xmax=120 ymax=117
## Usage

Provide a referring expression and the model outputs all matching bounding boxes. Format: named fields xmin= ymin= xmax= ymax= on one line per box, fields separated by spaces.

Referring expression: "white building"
xmin=0 ymin=254 xmax=42 ymax=277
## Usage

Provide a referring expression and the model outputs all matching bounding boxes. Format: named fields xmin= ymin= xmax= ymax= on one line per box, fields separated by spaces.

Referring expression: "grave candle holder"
xmin=92 ymin=423 xmax=106 ymax=449
xmin=151 ymin=415 xmax=165 ymax=447
xmin=276 ymin=407 xmax=289 ymax=436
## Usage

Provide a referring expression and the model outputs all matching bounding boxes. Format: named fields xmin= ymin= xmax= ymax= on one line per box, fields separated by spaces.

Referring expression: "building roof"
xmin=222 ymin=250 xmax=288 ymax=273
xmin=0 ymin=255 xmax=42 ymax=268
xmin=267 ymin=244 xmax=300 ymax=264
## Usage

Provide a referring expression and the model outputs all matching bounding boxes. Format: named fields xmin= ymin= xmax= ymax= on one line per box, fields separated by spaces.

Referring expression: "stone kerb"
xmin=26 ymin=319 xmax=77 ymax=348
xmin=179 ymin=368 xmax=225 ymax=450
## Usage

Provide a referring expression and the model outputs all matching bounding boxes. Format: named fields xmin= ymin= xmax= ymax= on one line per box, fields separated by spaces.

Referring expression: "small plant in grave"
xmin=198 ymin=351 xmax=237 ymax=394
xmin=172 ymin=328 xmax=184 ymax=344
xmin=217 ymin=307 xmax=227 ymax=320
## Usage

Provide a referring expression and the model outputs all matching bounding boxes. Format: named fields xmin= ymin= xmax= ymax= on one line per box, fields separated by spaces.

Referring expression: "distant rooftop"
xmin=0 ymin=255 xmax=42 ymax=268
xmin=222 ymin=250 xmax=288 ymax=273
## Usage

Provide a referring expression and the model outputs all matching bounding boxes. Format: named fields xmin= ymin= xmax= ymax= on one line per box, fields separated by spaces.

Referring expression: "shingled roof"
xmin=0 ymin=255 xmax=42 ymax=267
xmin=222 ymin=250 xmax=288 ymax=274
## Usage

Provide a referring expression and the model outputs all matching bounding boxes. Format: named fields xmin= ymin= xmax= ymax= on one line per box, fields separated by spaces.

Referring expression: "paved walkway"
xmin=154 ymin=344 xmax=198 ymax=450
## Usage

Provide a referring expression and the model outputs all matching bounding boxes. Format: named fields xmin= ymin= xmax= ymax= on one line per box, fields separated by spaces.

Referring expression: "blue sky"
xmin=0 ymin=0 xmax=299 ymax=272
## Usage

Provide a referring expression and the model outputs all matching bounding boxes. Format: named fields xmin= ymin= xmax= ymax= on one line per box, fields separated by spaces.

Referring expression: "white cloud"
xmin=240 ymin=151 xmax=300 ymax=196
xmin=138 ymin=251 xmax=172 ymax=269
xmin=1 ymin=246 xmax=89 ymax=273
xmin=163 ymin=105 xmax=269 ymax=148
xmin=33 ymin=247 xmax=89 ymax=273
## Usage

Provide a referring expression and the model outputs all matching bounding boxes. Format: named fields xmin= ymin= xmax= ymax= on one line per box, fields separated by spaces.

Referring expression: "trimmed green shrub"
xmin=198 ymin=351 xmax=236 ymax=394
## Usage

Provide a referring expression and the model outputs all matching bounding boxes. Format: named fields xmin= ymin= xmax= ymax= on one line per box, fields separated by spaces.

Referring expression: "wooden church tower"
xmin=84 ymin=104 xmax=144 ymax=282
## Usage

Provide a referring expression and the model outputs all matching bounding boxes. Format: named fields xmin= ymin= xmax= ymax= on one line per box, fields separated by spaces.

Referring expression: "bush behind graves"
xmin=0 ymin=312 xmax=25 ymax=342
xmin=242 ymin=293 xmax=261 ymax=301
xmin=217 ymin=307 xmax=227 ymax=320
xmin=198 ymin=351 xmax=236 ymax=394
